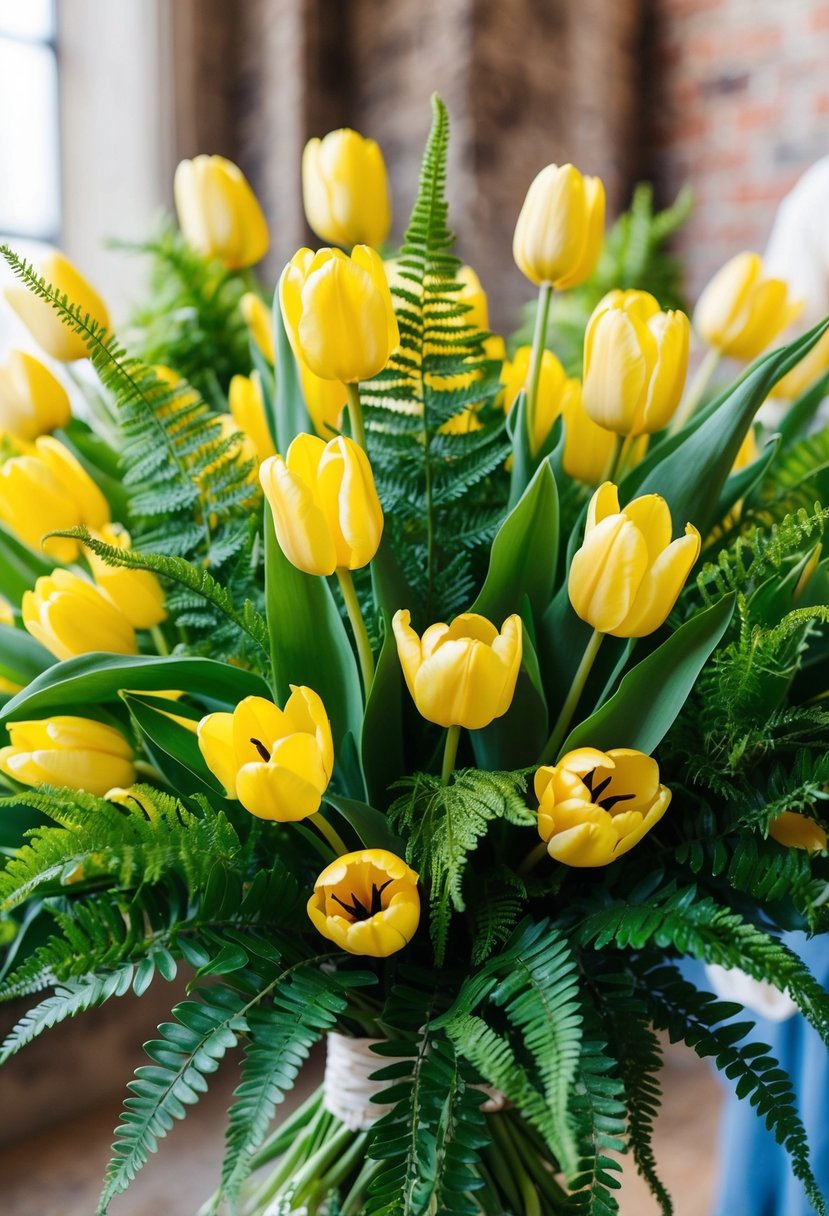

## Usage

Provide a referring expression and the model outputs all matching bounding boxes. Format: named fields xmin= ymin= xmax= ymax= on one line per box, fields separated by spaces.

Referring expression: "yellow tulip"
xmin=240 ymin=292 xmax=275 ymax=364
xmin=0 ymin=717 xmax=135 ymax=795
xmin=392 ymin=609 xmax=522 ymax=730
xmin=513 ymin=163 xmax=605 ymax=289
xmin=86 ymin=524 xmax=167 ymax=629
xmin=582 ymin=291 xmax=690 ymax=435
xmin=198 ymin=687 xmax=333 ymax=821
xmin=0 ymin=350 xmax=71 ymax=440
xmin=0 ymin=435 xmax=110 ymax=562
xmin=259 ymin=433 xmax=383 ymax=577
xmin=535 ymin=746 xmax=671 ymax=867
xmin=307 ymin=848 xmax=420 ymax=957
xmin=302 ymin=128 xmax=392 ymax=249
xmin=569 ymin=482 xmax=701 ymax=637
xmin=768 ymin=811 xmax=828 ymax=853
xmin=279 ymin=246 xmax=399 ymax=383
xmin=694 ymin=252 xmax=802 ymax=361
xmin=772 ymin=329 xmax=829 ymax=400
xmin=299 ymin=361 xmax=347 ymax=437
xmin=5 ymin=252 xmax=110 ymax=362
xmin=500 ymin=345 xmax=577 ymax=455
xmin=174 ymin=155 xmax=269 ymax=269
xmin=229 ymin=372 xmax=276 ymax=463
xmin=560 ymin=380 xmax=619 ymax=485
xmin=23 ymin=569 xmax=137 ymax=661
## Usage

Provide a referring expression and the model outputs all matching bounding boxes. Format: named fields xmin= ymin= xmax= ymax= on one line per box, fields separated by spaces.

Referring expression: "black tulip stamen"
xmin=590 ymin=775 xmax=613 ymax=802
xmin=331 ymin=878 xmax=394 ymax=922
xmin=582 ymin=770 xmax=596 ymax=792
xmin=250 ymin=737 xmax=271 ymax=762
xmin=600 ymin=792 xmax=637 ymax=812
xmin=585 ymin=768 xmax=636 ymax=813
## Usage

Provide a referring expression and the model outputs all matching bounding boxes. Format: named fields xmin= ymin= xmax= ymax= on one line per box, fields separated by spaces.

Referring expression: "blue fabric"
xmin=712 ymin=933 xmax=829 ymax=1216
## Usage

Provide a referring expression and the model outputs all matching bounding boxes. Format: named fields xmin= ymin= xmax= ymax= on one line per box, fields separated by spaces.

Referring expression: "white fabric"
xmin=705 ymin=963 xmax=798 ymax=1022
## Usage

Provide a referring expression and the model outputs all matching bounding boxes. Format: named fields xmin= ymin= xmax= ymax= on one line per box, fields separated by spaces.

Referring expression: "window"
xmin=0 ymin=0 xmax=60 ymax=351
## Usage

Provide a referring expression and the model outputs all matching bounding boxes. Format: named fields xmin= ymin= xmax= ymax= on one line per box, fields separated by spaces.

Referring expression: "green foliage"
xmin=0 ymin=245 xmax=255 ymax=571
xmin=696 ymin=505 xmax=829 ymax=607
xmin=1 ymin=963 xmax=137 ymax=1063
xmin=566 ymin=1019 xmax=626 ymax=1215
xmin=360 ymin=96 xmax=509 ymax=619
xmin=389 ymin=769 xmax=533 ymax=963
xmin=118 ymin=223 xmax=253 ymax=405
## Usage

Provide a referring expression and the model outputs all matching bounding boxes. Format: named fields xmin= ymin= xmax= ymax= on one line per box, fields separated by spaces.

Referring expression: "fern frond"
xmin=1 ymin=963 xmax=137 ymax=1063
xmin=566 ymin=1020 xmax=626 ymax=1216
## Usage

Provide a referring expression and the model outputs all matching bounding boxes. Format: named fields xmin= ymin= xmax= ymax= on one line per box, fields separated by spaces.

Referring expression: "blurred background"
xmin=0 ymin=0 xmax=827 ymax=1211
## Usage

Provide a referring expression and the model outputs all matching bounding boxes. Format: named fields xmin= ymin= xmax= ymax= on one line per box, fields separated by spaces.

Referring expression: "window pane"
xmin=0 ymin=38 xmax=60 ymax=238
xmin=0 ymin=0 xmax=54 ymax=40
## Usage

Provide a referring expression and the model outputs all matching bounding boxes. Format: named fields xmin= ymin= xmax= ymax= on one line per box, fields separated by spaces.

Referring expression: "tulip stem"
xmin=441 ymin=724 xmax=461 ymax=785
xmin=314 ymin=812 xmax=349 ymax=858
xmin=518 ymin=841 xmax=549 ymax=875
xmin=609 ymin=433 xmax=637 ymax=483
xmin=669 ymin=346 xmax=720 ymax=435
xmin=150 ymin=625 xmax=169 ymax=655
xmin=336 ymin=568 xmax=375 ymax=692
xmin=346 ymin=382 xmax=368 ymax=451
xmin=539 ymin=628 xmax=604 ymax=765
xmin=525 ymin=283 xmax=553 ymax=456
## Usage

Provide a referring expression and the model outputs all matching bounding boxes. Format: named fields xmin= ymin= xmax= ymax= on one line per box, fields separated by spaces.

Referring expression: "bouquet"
xmin=1 ymin=95 xmax=828 ymax=1215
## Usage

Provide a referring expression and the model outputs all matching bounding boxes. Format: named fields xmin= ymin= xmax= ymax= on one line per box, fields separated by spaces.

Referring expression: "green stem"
xmin=290 ymin=1123 xmax=353 ymax=1200
xmin=441 ymin=724 xmax=461 ymax=785
xmin=517 ymin=841 xmax=549 ymax=876
xmin=150 ymin=624 xmax=169 ymax=656
xmin=336 ymin=567 xmax=375 ymax=692
xmin=313 ymin=812 xmax=349 ymax=858
xmin=669 ymin=346 xmax=720 ymax=435
xmin=248 ymin=1087 xmax=324 ymax=1169
xmin=539 ymin=629 xmax=604 ymax=764
xmin=341 ymin=1158 xmax=382 ymax=1215
xmin=346 ymin=382 xmax=367 ymax=450
xmin=609 ymin=432 xmax=637 ymax=484
xmin=525 ymin=283 xmax=553 ymax=457
xmin=490 ymin=1114 xmax=537 ymax=1215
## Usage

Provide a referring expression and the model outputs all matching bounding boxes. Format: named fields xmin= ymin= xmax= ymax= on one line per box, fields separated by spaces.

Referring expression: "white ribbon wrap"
xmin=323 ymin=1032 xmax=509 ymax=1131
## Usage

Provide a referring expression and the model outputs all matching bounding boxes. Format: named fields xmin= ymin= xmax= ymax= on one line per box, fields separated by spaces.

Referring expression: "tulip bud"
xmin=513 ymin=163 xmax=605 ymax=289
xmin=240 ymin=292 xmax=276 ymax=364
xmin=174 ymin=155 xmax=269 ymax=269
xmin=694 ymin=252 xmax=802 ymax=361
xmin=560 ymin=380 xmax=618 ymax=485
xmin=568 ymin=482 xmax=701 ymax=638
xmin=500 ymin=345 xmax=577 ymax=455
xmin=457 ymin=265 xmax=489 ymax=331
xmin=260 ymin=434 xmax=383 ymax=577
xmin=535 ymin=747 xmax=671 ymax=867
xmin=307 ymin=848 xmax=420 ymax=957
xmin=768 ymin=811 xmax=828 ymax=853
xmin=279 ymin=246 xmax=399 ymax=383
xmin=23 ymin=569 xmax=137 ymax=661
xmin=0 ymin=350 xmax=71 ymax=440
xmin=298 ymin=361 xmax=347 ymax=438
xmin=582 ymin=291 xmax=690 ymax=436
xmin=0 ymin=716 xmax=135 ymax=795
xmin=0 ymin=435 xmax=110 ymax=562
xmin=302 ymin=128 xmax=392 ymax=249
xmin=86 ymin=524 xmax=167 ymax=629
xmin=5 ymin=252 xmax=109 ymax=362
xmin=198 ymin=687 xmax=333 ymax=821
xmin=229 ymin=372 xmax=276 ymax=463
xmin=392 ymin=609 xmax=523 ymax=730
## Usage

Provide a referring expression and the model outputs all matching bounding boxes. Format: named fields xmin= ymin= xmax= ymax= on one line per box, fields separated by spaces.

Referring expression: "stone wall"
xmin=646 ymin=0 xmax=829 ymax=303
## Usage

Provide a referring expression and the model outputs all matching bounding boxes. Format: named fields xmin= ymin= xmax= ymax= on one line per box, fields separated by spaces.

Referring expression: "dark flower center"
xmin=331 ymin=878 xmax=394 ymax=921
xmin=250 ymin=736 xmax=271 ymax=762
xmin=583 ymin=768 xmax=636 ymax=814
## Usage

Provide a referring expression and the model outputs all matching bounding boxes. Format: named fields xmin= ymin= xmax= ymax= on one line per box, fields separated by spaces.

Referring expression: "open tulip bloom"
xmin=1 ymin=94 xmax=828 ymax=1216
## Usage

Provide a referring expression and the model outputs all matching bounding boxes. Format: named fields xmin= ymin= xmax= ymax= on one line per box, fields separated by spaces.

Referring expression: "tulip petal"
xmin=546 ymin=820 xmax=619 ymax=867
xmin=614 ymin=524 xmax=701 ymax=637
xmin=236 ymin=760 xmax=323 ymax=821
xmin=568 ymin=515 xmax=649 ymax=632
xmin=197 ymin=712 xmax=238 ymax=797
xmin=621 ymin=494 xmax=672 ymax=562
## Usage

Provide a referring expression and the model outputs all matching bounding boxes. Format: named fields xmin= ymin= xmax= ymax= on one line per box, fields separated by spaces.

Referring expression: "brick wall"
xmin=647 ymin=0 xmax=829 ymax=303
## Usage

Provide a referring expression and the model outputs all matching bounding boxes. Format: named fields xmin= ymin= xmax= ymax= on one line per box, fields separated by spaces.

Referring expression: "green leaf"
xmin=562 ymin=594 xmax=735 ymax=754
xmin=717 ymin=434 xmax=780 ymax=520
xmin=0 ymin=520 xmax=57 ymax=605
xmin=624 ymin=319 xmax=829 ymax=536
xmin=263 ymin=505 xmax=364 ymax=780
xmin=120 ymin=693 xmax=223 ymax=796
xmin=273 ymin=293 xmax=312 ymax=452
xmin=361 ymin=619 xmax=405 ymax=808
xmin=779 ymin=366 xmax=829 ymax=447
xmin=0 ymin=625 xmax=53 ymax=687
xmin=472 ymin=459 xmax=558 ymax=624
xmin=325 ymin=791 xmax=403 ymax=852
xmin=0 ymin=653 xmax=269 ymax=724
